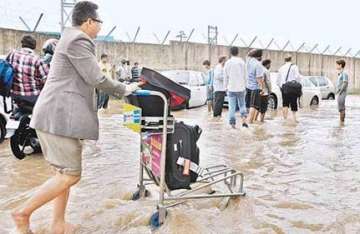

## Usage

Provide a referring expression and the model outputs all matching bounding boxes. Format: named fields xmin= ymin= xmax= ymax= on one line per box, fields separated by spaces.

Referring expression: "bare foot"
xmin=11 ymin=211 xmax=32 ymax=234
xmin=52 ymin=222 xmax=78 ymax=234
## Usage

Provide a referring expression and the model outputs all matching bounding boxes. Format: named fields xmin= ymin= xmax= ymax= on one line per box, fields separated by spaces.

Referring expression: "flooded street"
xmin=1 ymin=96 xmax=360 ymax=234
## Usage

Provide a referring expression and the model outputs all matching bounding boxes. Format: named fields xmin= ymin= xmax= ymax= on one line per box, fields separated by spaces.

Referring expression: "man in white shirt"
xmin=224 ymin=47 xmax=248 ymax=128
xmin=117 ymin=59 xmax=130 ymax=82
xmin=277 ymin=55 xmax=302 ymax=122
xmin=213 ymin=56 xmax=227 ymax=118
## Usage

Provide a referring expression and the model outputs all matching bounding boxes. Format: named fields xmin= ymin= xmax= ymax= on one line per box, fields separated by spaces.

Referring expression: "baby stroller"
xmin=125 ymin=68 xmax=246 ymax=228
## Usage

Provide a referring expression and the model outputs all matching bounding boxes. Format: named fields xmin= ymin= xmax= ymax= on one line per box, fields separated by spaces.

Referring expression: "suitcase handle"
xmin=134 ymin=90 xmax=151 ymax=96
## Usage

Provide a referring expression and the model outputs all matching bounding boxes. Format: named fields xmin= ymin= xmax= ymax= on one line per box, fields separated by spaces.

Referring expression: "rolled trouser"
xmin=337 ymin=92 xmax=346 ymax=112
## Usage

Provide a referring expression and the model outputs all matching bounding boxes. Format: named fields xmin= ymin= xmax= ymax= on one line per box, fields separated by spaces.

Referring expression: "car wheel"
xmin=268 ymin=94 xmax=277 ymax=110
xmin=327 ymin=93 xmax=335 ymax=100
xmin=310 ymin=96 xmax=319 ymax=106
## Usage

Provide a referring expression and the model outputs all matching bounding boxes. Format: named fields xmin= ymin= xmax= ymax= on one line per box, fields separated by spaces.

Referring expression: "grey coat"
xmin=30 ymin=27 xmax=126 ymax=140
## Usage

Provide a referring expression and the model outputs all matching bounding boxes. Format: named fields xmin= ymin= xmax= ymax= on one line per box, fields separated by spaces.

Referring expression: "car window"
xmin=302 ymin=79 xmax=312 ymax=88
xmin=162 ymin=71 xmax=190 ymax=85
xmin=197 ymin=73 xmax=206 ymax=86
xmin=189 ymin=73 xmax=199 ymax=86
xmin=309 ymin=77 xmax=318 ymax=86
xmin=318 ymin=77 xmax=328 ymax=86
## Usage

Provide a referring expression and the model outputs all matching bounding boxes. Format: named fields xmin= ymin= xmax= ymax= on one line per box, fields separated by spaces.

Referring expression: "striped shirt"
xmin=6 ymin=48 xmax=49 ymax=96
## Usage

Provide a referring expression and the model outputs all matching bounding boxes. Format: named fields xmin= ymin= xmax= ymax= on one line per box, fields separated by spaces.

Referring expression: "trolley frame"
xmin=131 ymin=90 xmax=246 ymax=226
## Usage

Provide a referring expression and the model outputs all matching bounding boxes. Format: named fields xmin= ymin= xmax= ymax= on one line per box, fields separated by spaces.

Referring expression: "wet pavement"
xmin=1 ymin=97 xmax=360 ymax=234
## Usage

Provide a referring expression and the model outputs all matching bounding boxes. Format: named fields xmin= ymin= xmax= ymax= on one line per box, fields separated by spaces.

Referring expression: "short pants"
xmin=259 ymin=95 xmax=269 ymax=114
xmin=281 ymin=90 xmax=298 ymax=112
xmin=337 ymin=92 xmax=346 ymax=112
xmin=37 ymin=130 xmax=83 ymax=176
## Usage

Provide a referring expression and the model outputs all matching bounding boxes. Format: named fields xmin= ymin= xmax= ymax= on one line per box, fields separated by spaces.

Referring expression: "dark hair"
xmin=126 ymin=60 xmax=130 ymax=65
xmin=284 ymin=55 xmax=292 ymax=62
xmin=21 ymin=35 xmax=36 ymax=50
xmin=100 ymin=53 xmax=108 ymax=59
xmin=72 ymin=1 xmax=99 ymax=26
xmin=218 ymin=56 xmax=227 ymax=64
xmin=230 ymin=47 xmax=239 ymax=56
xmin=202 ymin=60 xmax=211 ymax=66
xmin=134 ymin=62 xmax=139 ymax=65
xmin=262 ymin=59 xmax=271 ymax=67
xmin=249 ymin=49 xmax=263 ymax=58
xmin=336 ymin=59 xmax=346 ymax=68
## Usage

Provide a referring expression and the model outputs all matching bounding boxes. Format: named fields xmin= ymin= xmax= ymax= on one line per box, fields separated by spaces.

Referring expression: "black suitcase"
xmin=126 ymin=82 xmax=171 ymax=116
xmin=125 ymin=68 xmax=190 ymax=117
xmin=165 ymin=122 xmax=202 ymax=190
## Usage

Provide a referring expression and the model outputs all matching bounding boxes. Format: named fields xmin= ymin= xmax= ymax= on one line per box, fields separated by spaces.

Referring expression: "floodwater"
xmin=1 ymin=96 xmax=360 ymax=234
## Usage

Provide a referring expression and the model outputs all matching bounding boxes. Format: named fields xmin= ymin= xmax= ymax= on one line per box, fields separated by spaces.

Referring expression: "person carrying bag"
xmin=282 ymin=64 xmax=302 ymax=97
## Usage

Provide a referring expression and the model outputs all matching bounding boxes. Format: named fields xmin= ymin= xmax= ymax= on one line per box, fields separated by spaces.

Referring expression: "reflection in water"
xmin=1 ymin=97 xmax=360 ymax=233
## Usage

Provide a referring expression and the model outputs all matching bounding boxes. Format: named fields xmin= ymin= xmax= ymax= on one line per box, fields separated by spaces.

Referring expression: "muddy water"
xmin=1 ymin=97 xmax=360 ymax=234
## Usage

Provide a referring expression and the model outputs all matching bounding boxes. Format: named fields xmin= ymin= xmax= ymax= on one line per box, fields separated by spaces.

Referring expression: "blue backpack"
xmin=0 ymin=59 xmax=14 ymax=97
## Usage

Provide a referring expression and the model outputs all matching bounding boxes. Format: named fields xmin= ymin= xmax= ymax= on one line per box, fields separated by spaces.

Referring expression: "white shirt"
xmin=117 ymin=65 xmax=126 ymax=80
xmin=224 ymin=56 xmax=247 ymax=92
xmin=277 ymin=62 xmax=302 ymax=87
xmin=213 ymin=64 xmax=226 ymax=92
xmin=117 ymin=65 xmax=131 ymax=80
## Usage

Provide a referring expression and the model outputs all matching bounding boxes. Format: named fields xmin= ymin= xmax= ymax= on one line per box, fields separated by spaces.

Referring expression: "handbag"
xmin=282 ymin=64 xmax=302 ymax=97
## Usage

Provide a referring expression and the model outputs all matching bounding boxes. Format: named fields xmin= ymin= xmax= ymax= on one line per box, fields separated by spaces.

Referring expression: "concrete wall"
xmin=1 ymin=27 xmax=359 ymax=91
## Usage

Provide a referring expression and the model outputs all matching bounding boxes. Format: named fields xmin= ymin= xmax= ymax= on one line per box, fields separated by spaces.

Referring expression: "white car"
xmin=268 ymin=73 xmax=321 ymax=110
xmin=308 ymin=76 xmax=336 ymax=100
xmin=161 ymin=70 xmax=207 ymax=109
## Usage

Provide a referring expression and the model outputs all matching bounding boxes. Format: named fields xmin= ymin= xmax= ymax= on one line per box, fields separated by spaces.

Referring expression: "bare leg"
xmin=291 ymin=111 xmax=298 ymax=123
xmin=52 ymin=188 xmax=76 ymax=234
xmin=260 ymin=113 xmax=265 ymax=122
xmin=254 ymin=109 xmax=259 ymax=122
xmin=340 ymin=111 xmax=345 ymax=122
xmin=247 ymin=107 xmax=257 ymax=124
xmin=254 ymin=111 xmax=260 ymax=122
xmin=282 ymin=107 xmax=288 ymax=120
xmin=12 ymin=173 xmax=80 ymax=234
xmin=207 ymin=101 xmax=212 ymax=113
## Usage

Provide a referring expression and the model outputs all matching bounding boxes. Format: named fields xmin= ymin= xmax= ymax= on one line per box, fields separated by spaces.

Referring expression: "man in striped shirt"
xmin=6 ymin=35 xmax=49 ymax=101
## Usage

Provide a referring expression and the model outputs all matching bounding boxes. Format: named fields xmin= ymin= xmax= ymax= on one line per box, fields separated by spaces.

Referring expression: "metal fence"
xmin=0 ymin=0 xmax=358 ymax=59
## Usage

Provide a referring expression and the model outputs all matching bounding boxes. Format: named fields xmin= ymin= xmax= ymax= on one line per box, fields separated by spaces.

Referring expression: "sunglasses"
xmin=91 ymin=18 xmax=103 ymax=24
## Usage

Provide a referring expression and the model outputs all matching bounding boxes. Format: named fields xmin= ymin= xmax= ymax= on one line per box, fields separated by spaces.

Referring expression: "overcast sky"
xmin=0 ymin=0 xmax=358 ymax=54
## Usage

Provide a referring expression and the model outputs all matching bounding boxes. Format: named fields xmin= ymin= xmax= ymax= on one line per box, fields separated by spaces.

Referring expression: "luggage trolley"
xmin=127 ymin=90 xmax=246 ymax=228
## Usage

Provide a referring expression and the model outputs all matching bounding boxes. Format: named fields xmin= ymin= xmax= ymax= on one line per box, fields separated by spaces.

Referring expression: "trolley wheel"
xmin=132 ymin=189 xmax=150 ymax=201
xmin=150 ymin=210 xmax=168 ymax=229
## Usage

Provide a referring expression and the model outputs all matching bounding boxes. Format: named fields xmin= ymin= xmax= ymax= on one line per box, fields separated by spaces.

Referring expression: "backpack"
xmin=0 ymin=59 xmax=14 ymax=97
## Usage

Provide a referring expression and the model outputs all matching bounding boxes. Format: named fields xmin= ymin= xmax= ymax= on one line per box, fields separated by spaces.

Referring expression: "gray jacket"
xmin=30 ymin=27 xmax=126 ymax=140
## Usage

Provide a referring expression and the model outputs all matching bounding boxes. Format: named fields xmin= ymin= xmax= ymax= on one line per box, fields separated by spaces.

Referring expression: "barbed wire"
xmin=0 ymin=1 xmax=358 ymax=58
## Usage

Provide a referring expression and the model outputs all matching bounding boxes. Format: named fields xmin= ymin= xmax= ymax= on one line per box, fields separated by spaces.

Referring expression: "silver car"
xmin=308 ymin=76 xmax=336 ymax=100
